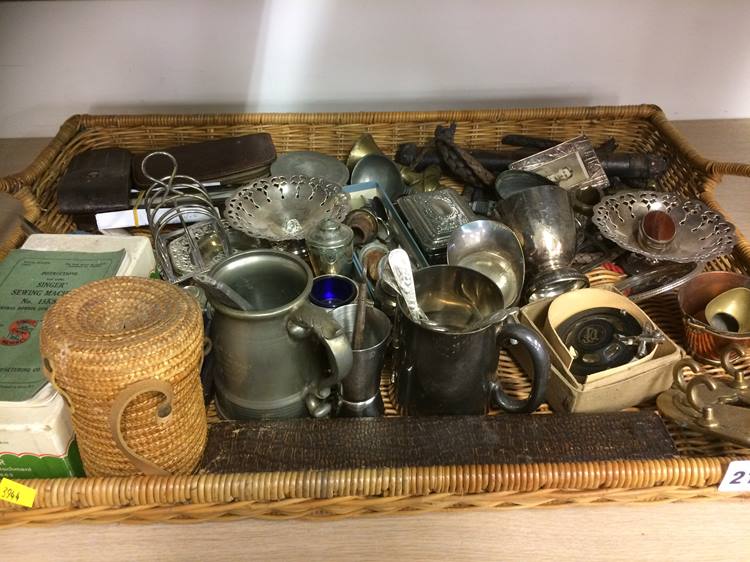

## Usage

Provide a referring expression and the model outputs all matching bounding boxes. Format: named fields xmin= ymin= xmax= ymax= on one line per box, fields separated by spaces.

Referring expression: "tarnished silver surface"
xmin=592 ymin=190 xmax=736 ymax=263
xmin=615 ymin=260 xmax=704 ymax=303
xmin=398 ymin=189 xmax=475 ymax=252
xmin=207 ymin=250 xmax=353 ymax=420
xmin=225 ymin=175 xmax=351 ymax=241
xmin=498 ymin=184 xmax=588 ymax=301
xmin=447 ymin=219 xmax=525 ymax=308
xmin=350 ymin=154 xmax=406 ymax=201
xmin=271 ymin=151 xmax=349 ymax=186
xmin=168 ymin=222 xmax=263 ymax=276
xmin=168 ymin=222 xmax=225 ymax=276
xmin=142 ymin=151 xmax=231 ymax=283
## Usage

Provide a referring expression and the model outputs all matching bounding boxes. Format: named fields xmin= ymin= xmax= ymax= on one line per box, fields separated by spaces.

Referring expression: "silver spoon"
xmin=192 ymin=273 xmax=254 ymax=312
xmin=387 ymin=249 xmax=439 ymax=328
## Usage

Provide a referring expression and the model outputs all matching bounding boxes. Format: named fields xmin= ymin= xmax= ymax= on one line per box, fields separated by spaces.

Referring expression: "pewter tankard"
xmin=207 ymin=250 xmax=353 ymax=419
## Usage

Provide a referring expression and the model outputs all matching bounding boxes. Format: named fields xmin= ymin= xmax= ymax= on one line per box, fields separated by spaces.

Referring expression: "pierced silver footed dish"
xmin=225 ymin=175 xmax=351 ymax=241
xmin=592 ymin=190 xmax=736 ymax=263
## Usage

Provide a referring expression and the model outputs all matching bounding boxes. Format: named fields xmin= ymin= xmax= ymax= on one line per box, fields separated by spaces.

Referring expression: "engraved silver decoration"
xmin=225 ymin=175 xmax=351 ymax=242
xmin=397 ymin=189 xmax=475 ymax=252
xmin=168 ymin=222 xmax=226 ymax=276
xmin=387 ymin=249 xmax=433 ymax=326
xmin=592 ymin=190 xmax=736 ymax=263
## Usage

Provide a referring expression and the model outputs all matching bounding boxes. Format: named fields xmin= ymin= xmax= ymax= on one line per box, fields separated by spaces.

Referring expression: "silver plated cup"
xmin=331 ymin=304 xmax=392 ymax=417
xmin=498 ymin=184 xmax=588 ymax=301
xmin=447 ymin=219 xmax=525 ymax=308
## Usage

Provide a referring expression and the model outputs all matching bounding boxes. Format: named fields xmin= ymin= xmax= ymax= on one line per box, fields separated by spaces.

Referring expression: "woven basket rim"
xmin=2 ymin=104 xmax=750 ymax=525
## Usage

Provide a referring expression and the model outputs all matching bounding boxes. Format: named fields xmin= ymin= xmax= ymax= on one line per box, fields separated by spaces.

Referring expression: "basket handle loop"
xmin=41 ymin=356 xmax=76 ymax=414
xmin=109 ymin=379 xmax=174 ymax=475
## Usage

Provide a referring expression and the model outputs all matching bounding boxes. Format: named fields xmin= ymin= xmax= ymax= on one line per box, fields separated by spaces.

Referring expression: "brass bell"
xmin=346 ymin=133 xmax=385 ymax=171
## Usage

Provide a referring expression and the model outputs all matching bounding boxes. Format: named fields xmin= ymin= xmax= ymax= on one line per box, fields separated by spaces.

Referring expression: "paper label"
xmin=0 ymin=477 xmax=36 ymax=507
xmin=718 ymin=460 xmax=750 ymax=492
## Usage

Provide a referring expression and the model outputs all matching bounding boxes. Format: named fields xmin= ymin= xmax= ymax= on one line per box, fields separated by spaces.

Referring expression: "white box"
xmin=22 ymin=234 xmax=155 ymax=277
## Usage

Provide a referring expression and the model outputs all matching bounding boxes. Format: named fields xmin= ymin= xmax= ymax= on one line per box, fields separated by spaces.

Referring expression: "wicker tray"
xmin=1 ymin=105 xmax=750 ymax=527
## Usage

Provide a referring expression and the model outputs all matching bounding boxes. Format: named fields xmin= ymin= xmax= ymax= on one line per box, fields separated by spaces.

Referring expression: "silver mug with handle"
xmin=394 ymin=265 xmax=550 ymax=415
xmin=207 ymin=250 xmax=353 ymax=419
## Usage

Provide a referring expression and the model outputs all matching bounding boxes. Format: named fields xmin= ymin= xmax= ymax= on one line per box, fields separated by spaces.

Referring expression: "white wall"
xmin=1 ymin=0 xmax=750 ymax=138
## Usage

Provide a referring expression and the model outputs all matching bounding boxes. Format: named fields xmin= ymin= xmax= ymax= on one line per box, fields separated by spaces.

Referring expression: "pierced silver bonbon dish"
xmin=225 ymin=175 xmax=351 ymax=242
xmin=592 ymin=190 xmax=736 ymax=263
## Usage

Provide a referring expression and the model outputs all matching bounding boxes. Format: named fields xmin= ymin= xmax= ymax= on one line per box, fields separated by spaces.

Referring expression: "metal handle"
xmin=671 ymin=357 xmax=703 ymax=392
xmin=686 ymin=375 xmax=718 ymax=411
xmin=288 ymin=301 xmax=353 ymax=410
xmin=720 ymin=344 xmax=748 ymax=390
xmin=490 ymin=322 xmax=550 ymax=414
xmin=108 ymin=379 xmax=174 ymax=475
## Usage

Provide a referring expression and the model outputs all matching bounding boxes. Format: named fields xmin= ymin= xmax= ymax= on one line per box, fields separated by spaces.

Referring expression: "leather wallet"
xmin=132 ymin=133 xmax=276 ymax=187
xmin=56 ymin=148 xmax=132 ymax=214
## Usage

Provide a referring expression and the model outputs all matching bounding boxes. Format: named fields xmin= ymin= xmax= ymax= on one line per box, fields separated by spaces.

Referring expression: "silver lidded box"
xmin=397 ymin=189 xmax=475 ymax=253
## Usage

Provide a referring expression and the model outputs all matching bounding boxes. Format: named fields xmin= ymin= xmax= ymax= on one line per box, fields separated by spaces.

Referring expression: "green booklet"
xmin=0 ymin=249 xmax=124 ymax=402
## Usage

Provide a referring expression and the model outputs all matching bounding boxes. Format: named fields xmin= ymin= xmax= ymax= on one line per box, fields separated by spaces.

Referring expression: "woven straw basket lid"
xmin=40 ymin=276 xmax=207 ymax=476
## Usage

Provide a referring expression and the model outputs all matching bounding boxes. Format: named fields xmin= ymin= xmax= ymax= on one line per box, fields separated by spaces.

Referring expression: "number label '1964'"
xmin=0 ymin=478 xmax=36 ymax=507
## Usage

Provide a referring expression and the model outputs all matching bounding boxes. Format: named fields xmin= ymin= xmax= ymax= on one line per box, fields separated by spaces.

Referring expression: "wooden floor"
xmin=4 ymin=502 xmax=750 ymax=562
xmin=1 ymin=119 xmax=749 ymax=561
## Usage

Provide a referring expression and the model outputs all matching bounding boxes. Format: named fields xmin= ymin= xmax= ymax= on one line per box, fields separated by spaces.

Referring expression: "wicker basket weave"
xmin=39 ymin=277 xmax=208 ymax=477
xmin=1 ymin=105 xmax=750 ymax=527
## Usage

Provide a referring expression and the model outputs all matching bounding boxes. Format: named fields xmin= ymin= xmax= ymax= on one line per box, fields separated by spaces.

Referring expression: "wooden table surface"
xmin=1 ymin=120 xmax=749 ymax=561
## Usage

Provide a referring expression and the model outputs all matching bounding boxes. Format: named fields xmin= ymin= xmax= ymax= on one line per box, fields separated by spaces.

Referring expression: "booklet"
xmin=0 ymin=249 xmax=124 ymax=402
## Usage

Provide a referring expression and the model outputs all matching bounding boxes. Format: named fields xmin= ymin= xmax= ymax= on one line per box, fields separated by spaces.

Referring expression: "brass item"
xmin=677 ymin=271 xmax=750 ymax=363
xmin=657 ymin=348 xmax=750 ymax=447
xmin=399 ymin=164 xmax=442 ymax=193
xmin=346 ymin=133 xmax=385 ymax=171
xmin=705 ymin=287 xmax=750 ymax=333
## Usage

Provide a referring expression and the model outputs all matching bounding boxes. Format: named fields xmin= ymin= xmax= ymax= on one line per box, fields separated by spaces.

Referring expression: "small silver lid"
xmin=307 ymin=218 xmax=354 ymax=249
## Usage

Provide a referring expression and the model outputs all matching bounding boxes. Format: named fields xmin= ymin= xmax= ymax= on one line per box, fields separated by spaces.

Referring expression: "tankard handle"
xmin=490 ymin=322 xmax=550 ymax=414
xmin=108 ymin=379 xmax=174 ymax=475
xmin=288 ymin=302 xmax=354 ymax=412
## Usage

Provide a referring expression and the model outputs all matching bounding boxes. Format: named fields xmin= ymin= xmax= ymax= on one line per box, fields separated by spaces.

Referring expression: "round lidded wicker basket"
xmin=39 ymin=276 xmax=208 ymax=476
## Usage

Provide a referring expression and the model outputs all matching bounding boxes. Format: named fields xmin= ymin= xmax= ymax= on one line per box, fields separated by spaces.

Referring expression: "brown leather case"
xmin=132 ymin=133 xmax=276 ymax=187
xmin=56 ymin=148 xmax=132 ymax=214
xmin=198 ymin=412 xmax=677 ymax=473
